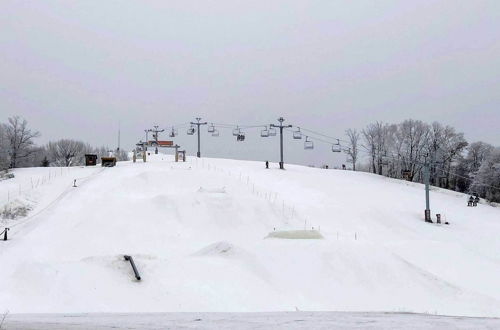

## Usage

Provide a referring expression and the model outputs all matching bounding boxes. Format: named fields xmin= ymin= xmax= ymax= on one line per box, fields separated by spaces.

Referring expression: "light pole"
xmin=190 ymin=117 xmax=207 ymax=158
xmin=270 ymin=117 xmax=292 ymax=169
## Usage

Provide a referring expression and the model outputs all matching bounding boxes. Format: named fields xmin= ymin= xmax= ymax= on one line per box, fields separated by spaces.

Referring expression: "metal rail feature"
xmin=124 ymin=255 xmax=141 ymax=281
xmin=1 ymin=228 xmax=9 ymax=241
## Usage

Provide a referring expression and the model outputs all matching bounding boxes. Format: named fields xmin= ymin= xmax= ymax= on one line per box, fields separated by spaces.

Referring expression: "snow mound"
xmin=193 ymin=241 xmax=236 ymax=256
xmin=266 ymin=230 xmax=324 ymax=239
xmin=197 ymin=187 xmax=226 ymax=194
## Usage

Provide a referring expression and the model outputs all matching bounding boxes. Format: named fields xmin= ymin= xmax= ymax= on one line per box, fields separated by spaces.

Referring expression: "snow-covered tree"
xmin=0 ymin=125 xmax=10 ymax=170
xmin=470 ymin=147 xmax=500 ymax=203
xmin=3 ymin=116 xmax=40 ymax=168
xmin=345 ymin=128 xmax=359 ymax=171
xmin=47 ymin=139 xmax=87 ymax=167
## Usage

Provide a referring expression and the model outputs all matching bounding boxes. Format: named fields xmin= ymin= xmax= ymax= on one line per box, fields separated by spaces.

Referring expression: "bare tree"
xmin=394 ymin=120 xmax=430 ymax=181
xmin=0 ymin=125 xmax=10 ymax=171
xmin=345 ymin=128 xmax=359 ymax=171
xmin=362 ymin=124 xmax=377 ymax=174
xmin=47 ymin=139 xmax=86 ymax=166
xmin=470 ymin=147 xmax=500 ymax=202
xmin=3 ymin=116 xmax=40 ymax=168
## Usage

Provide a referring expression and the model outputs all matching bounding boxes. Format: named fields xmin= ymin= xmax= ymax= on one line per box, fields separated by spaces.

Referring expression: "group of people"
xmin=468 ymin=195 xmax=480 ymax=207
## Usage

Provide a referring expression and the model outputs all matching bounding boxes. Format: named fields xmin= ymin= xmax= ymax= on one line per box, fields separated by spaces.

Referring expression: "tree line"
xmin=345 ymin=119 xmax=500 ymax=203
xmin=0 ymin=116 xmax=128 ymax=170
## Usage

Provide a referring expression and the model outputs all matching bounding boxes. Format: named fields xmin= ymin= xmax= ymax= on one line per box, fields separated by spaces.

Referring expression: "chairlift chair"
xmin=232 ymin=127 xmax=241 ymax=136
xmin=268 ymin=127 xmax=277 ymax=136
xmin=332 ymin=139 xmax=341 ymax=152
xmin=169 ymin=127 xmax=177 ymax=137
xmin=208 ymin=124 xmax=215 ymax=133
xmin=402 ymin=169 xmax=411 ymax=180
xmin=293 ymin=128 xmax=302 ymax=139
xmin=187 ymin=126 xmax=195 ymax=135
xmin=237 ymin=133 xmax=245 ymax=141
xmin=304 ymin=136 xmax=314 ymax=150
xmin=212 ymin=129 xmax=220 ymax=137
xmin=260 ymin=127 xmax=269 ymax=137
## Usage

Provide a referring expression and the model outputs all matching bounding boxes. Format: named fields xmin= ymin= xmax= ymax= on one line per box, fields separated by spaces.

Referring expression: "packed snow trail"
xmin=1 ymin=154 xmax=500 ymax=316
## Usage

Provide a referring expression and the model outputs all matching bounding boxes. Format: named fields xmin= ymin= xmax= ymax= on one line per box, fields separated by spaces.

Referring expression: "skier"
xmin=468 ymin=196 xmax=474 ymax=207
xmin=265 ymin=161 xmax=269 ymax=169
xmin=474 ymin=196 xmax=480 ymax=207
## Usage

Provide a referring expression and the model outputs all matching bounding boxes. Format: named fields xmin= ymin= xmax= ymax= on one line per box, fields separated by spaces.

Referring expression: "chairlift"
xmin=332 ymin=139 xmax=341 ymax=152
xmin=232 ymin=127 xmax=241 ymax=136
xmin=293 ymin=127 xmax=302 ymax=139
xmin=260 ymin=127 xmax=269 ymax=137
xmin=208 ymin=124 xmax=215 ymax=133
xmin=304 ymin=136 xmax=314 ymax=150
xmin=212 ymin=129 xmax=220 ymax=137
xmin=187 ymin=126 xmax=195 ymax=135
xmin=268 ymin=127 xmax=277 ymax=136
xmin=237 ymin=133 xmax=245 ymax=141
xmin=169 ymin=127 xmax=177 ymax=137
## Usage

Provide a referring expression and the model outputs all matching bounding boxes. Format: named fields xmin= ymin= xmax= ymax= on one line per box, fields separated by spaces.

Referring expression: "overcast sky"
xmin=1 ymin=1 xmax=499 ymax=167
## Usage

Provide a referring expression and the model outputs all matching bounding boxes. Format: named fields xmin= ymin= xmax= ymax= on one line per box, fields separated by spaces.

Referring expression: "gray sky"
xmin=1 ymin=0 xmax=499 ymax=167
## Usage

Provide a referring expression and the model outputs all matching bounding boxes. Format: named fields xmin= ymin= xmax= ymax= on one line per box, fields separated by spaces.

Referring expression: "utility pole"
xmin=423 ymin=154 xmax=432 ymax=222
xmin=117 ymin=122 xmax=121 ymax=152
xmin=148 ymin=125 xmax=165 ymax=154
xmin=190 ymin=117 xmax=207 ymax=158
xmin=270 ymin=117 xmax=292 ymax=169
xmin=144 ymin=130 xmax=149 ymax=151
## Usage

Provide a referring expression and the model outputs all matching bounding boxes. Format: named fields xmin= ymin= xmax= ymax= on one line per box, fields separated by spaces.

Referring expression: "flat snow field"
xmin=1 ymin=154 xmax=500 ymax=320
xmin=3 ymin=312 xmax=500 ymax=330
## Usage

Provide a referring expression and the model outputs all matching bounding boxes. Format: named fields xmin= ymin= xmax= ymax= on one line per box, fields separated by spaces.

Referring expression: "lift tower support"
xmin=270 ymin=117 xmax=292 ymax=170
xmin=191 ymin=117 xmax=207 ymax=158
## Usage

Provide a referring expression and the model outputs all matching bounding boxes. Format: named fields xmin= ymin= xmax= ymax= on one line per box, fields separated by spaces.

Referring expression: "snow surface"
xmin=3 ymin=312 xmax=500 ymax=329
xmin=1 ymin=154 xmax=500 ymax=317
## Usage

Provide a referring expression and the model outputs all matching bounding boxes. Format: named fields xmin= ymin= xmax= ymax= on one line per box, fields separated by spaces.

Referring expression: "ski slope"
xmin=1 ymin=154 xmax=500 ymax=317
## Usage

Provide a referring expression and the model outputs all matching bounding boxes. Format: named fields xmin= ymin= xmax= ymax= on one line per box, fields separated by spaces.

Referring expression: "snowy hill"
xmin=1 ymin=154 xmax=500 ymax=317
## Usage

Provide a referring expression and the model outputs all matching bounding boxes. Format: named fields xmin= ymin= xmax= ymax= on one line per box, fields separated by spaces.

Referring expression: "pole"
xmin=270 ymin=117 xmax=292 ymax=170
xmin=197 ymin=124 xmax=201 ymax=157
xmin=190 ymin=117 xmax=207 ymax=158
xmin=280 ymin=125 xmax=284 ymax=169
xmin=144 ymin=130 xmax=149 ymax=151
xmin=424 ymin=155 xmax=432 ymax=222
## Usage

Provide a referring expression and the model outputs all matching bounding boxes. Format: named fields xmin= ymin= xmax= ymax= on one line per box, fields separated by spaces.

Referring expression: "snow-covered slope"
xmin=1 ymin=155 xmax=500 ymax=316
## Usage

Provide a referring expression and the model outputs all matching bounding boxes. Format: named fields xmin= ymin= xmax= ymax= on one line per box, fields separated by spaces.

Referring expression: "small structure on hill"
xmin=85 ymin=154 xmax=98 ymax=166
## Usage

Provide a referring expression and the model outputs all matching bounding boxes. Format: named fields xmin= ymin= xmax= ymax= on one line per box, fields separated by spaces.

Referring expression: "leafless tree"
xmin=345 ymin=128 xmax=360 ymax=171
xmin=0 ymin=310 xmax=9 ymax=329
xmin=3 ymin=116 xmax=40 ymax=168
xmin=0 ymin=125 xmax=10 ymax=171
xmin=394 ymin=119 xmax=430 ymax=181
xmin=47 ymin=139 xmax=86 ymax=166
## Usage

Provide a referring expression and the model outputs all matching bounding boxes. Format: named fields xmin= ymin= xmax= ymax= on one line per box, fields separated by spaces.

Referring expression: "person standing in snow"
xmin=265 ymin=161 xmax=269 ymax=169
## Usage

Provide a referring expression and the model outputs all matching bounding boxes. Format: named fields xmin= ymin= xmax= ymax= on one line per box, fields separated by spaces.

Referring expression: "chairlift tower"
xmin=148 ymin=125 xmax=165 ymax=154
xmin=190 ymin=117 xmax=207 ymax=158
xmin=423 ymin=155 xmax=432 ymax=222
xmin=270 ymin=117 xmax=292 ymax=170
